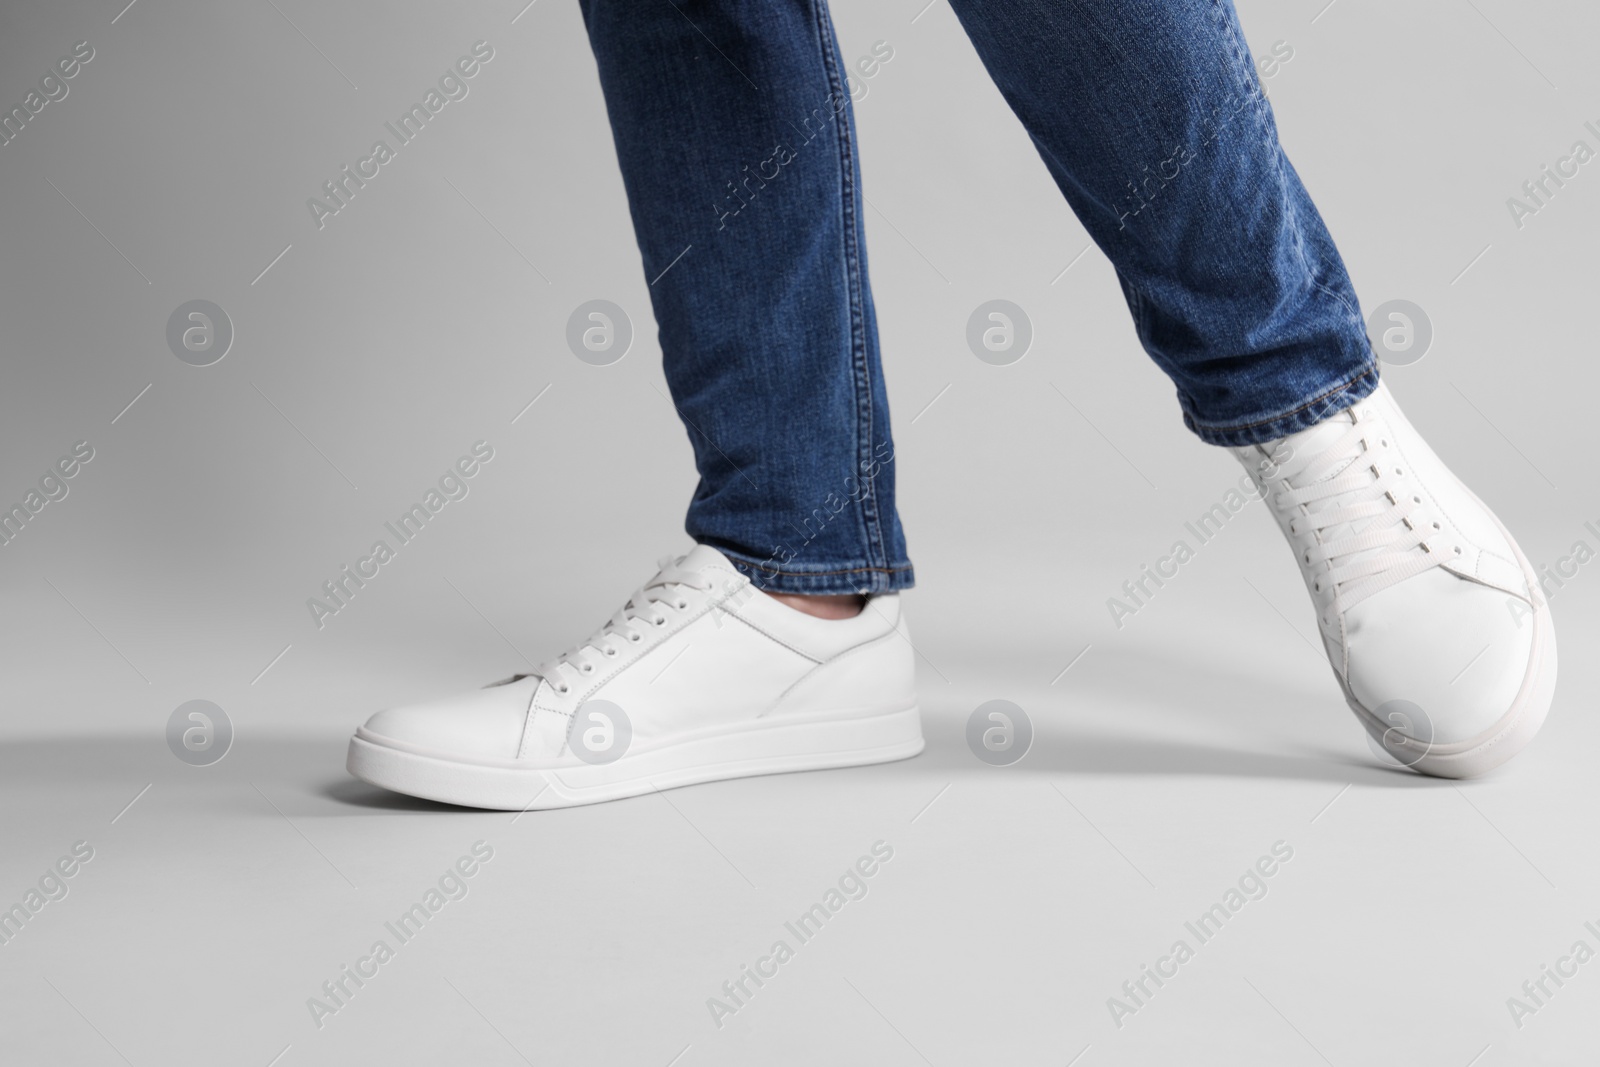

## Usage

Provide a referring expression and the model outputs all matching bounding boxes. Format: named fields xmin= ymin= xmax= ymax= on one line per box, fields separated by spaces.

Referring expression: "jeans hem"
xmin=715 ymin=547 xmax=915 ymax=595
xmin=1185 ymin=361 xmax=1381 ymax=447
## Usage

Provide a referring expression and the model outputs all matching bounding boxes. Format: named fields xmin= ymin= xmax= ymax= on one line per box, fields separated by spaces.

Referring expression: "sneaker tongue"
xmin=1270 ymin=411 xmax=1357 ymax=484
xmin=677 ymin=544 xmax=740 ymax=576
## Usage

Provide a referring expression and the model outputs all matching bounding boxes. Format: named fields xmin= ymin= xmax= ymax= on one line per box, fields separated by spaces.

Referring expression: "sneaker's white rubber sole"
xmin=346 ymin=706 xmax=924 ymax=810
xmin=1343 ymin=489 xmax=1557 ymax=780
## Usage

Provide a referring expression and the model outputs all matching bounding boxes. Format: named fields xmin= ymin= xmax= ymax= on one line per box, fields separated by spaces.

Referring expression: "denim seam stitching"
xmin=730 ymin=558 xmax=914 ymax=578
xmin=1205 ymin=0 xmax=1373 ymax=443
xmin=808 ymin=0 xmax=886 ymax=580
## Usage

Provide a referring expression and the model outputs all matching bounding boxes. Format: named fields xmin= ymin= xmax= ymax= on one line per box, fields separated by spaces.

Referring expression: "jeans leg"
xmin=577 ymin=0 xmax=911 ymax=593
xmin=947 ymin=0 xmax=1378 ymax=446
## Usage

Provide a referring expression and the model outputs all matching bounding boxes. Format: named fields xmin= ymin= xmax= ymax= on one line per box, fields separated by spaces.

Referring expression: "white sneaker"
xmin=1236 ymin=382 xmax=1556 ymax=778
xmin=346 ymin=545 xmax=923 ymax=809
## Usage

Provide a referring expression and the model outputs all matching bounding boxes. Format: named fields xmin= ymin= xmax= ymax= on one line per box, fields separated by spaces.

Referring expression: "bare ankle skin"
xmin=763 ymin=590 xmax=868 ymax=620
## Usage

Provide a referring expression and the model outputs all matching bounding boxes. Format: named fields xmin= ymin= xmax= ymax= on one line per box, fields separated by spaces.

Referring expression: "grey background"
xmin=1 ymin=0 xmax=1596 ymax=1064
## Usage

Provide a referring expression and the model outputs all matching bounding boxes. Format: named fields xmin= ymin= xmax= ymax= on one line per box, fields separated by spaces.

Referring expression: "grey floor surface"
xmin=4 ymin=602 xmax=1596 ymax=1067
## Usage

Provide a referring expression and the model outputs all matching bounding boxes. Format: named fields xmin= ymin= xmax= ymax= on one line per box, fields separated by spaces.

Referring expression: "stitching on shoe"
xmin=515 ymin=582 xmax=808 ymax=757
xmin=759 ymin=626 xmax=901 ymax=718
xmin=580 ymin=584 xmax=736 ymax=697
xmin=516 ymin=679 xmax=542 ymax=760
xmin=716 ymin=607 xmax=826 ymax=664
xmin=516 ymin=591 xmax=717 ymax=758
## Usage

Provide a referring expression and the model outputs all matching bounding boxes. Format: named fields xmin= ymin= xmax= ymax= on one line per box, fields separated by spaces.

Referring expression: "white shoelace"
xmin=497 ymin=557 xmax=714 ymax=694
xmin=1275 ymin=415 xmax=1449 ymax=621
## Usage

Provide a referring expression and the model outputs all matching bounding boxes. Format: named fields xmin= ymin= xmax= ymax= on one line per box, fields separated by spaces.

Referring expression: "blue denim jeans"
xmin=578 ymin=0 xmax=1379 ymax=596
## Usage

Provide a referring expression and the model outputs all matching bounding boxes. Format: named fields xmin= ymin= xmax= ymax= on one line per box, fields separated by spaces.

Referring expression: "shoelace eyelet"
xmin=629 ymin=633 xmax=643 ymax=643
xmin=653 ymin=616 xmax=667 ymax=627
xmin=557 ymin=683 xmax=570 ymax=694
xmin=580 ymin=664 xmax=594 ymax=674
xmin=605 ymin=647 xmax=618 ymax=657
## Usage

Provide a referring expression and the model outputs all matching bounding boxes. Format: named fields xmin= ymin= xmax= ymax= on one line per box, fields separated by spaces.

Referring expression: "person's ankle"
xmin=763 ymin=590 xmax=867 ymax=620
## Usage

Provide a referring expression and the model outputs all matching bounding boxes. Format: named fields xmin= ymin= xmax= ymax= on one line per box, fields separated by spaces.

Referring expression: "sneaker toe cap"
xmin=359 ymin=678 xmax=536 ymax=760
xmin=1344 ymin=570 xmax=1536 ymax=745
